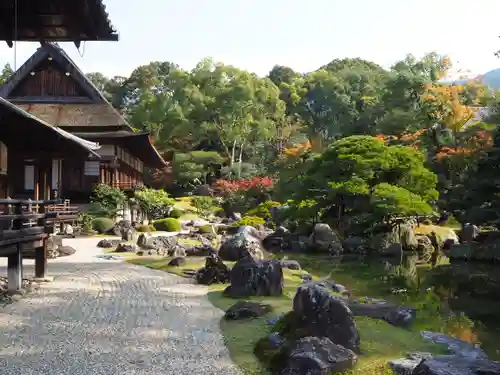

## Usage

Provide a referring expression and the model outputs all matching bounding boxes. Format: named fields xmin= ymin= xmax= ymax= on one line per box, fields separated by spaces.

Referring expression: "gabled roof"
xmin=0 ymin=0 xmax=118 ymax=47
xmin=72 ymin=131 xmax=167 ymax=169
xmin=0 ymin=97 xmax=100 ymax=157
xmin=0 ymin=43 xmax=106 ymax=102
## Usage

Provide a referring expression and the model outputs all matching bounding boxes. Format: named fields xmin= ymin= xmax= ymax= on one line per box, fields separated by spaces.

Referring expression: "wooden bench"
xmin=0 ymin=199 xmax=61 ymax=293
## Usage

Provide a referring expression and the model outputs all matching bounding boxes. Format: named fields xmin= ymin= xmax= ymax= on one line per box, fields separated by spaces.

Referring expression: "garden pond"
xmin=292 ymin=252 xmax=500 ymax=359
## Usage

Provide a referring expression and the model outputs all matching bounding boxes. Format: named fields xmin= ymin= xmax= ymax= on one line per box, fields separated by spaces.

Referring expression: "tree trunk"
xmin=237 ymin=142 xmax=245 ymax=178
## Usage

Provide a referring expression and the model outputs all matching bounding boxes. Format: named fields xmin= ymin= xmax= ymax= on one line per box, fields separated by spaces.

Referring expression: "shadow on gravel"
xmin=0 ymin=260 xmax=240 ymax=375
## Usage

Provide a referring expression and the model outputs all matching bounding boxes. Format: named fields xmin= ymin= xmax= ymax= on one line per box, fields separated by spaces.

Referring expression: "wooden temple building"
xmin=0 ymin=1 xmax=166 ymax=203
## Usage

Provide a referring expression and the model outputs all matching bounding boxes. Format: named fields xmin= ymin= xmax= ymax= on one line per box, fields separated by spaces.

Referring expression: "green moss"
xmin=233 ymin=215 xmax=265 ymax=227
xmin=153 ymin=218 xmax=181 ymax=232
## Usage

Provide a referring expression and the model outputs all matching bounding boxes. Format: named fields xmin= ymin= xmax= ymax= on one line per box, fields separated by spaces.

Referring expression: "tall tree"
xmin=0 ymin=63 xmax=13 ymax=86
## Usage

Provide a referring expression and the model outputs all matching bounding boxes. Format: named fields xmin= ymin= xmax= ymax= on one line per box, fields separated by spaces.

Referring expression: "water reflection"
xmin=353 ymin=254 xmax=500 ymax=358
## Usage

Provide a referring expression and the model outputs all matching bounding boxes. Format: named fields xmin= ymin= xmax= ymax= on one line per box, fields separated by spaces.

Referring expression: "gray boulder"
xmin=342 ymin=236 xmax=368 ymax=254
xmin=279 ymin=337 xmax=357 ymax=375
xmin=308 ymin=223 xmax=343 ymax=254
xmin=115 ymin=243 xmax=137 ymax=253
xmin=218 ymin=227 xmax=265 ymax=261
xmin=389 ymin=352 xmax=433 ymax=375
xmin=97 ymin=239 xmax=121 ymax=248
xmin=58 ymin=246 xmax=76 ymax=257
xmin=113 ymin=220 xmax=136 ymax=240
xmin=293 ymin=284 xmax=360 ymax=353
xmin=196 ymin=254 xmax=230 ymax=285
xmin=412 ymin=356 xmax=500 ymax=375
xmin=347 ymin=298 xmax=416 ymax=328
xmin=461 ymin=224 xmax=480 ymax=242
xmin=224 ymin=257 xmax=283 ymax=298
xmin=137 ymin=234 xmax=178 ymax=255
xmin=224 ymin=301 xmax=272 ymax=320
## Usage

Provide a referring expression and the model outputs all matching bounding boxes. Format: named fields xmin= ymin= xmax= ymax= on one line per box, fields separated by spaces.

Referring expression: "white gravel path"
xmin=0 ymin=238 xmax=243 ymax=375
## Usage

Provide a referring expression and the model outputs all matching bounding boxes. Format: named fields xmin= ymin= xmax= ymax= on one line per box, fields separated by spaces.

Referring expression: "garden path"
xmin=0 ymin=238 xmax=242 ymax=375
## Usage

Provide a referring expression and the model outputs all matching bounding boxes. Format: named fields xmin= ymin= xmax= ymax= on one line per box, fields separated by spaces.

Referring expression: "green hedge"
xmin=153 ymin=218 xmax=182 ymax=232
xmin=92 ymin=217 xmax=115 ymax=234
xmin=169 ymin=208 xmax=184 ymax=218
xmin=136 ymin=224 xmax=156 ymax=233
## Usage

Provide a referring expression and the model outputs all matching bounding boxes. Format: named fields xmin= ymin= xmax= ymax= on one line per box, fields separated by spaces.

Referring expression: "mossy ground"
xmin=128 ymin=253 xmax=445 ymax=375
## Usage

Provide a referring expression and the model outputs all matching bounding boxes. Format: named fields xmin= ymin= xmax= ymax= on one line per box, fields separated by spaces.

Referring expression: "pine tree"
xmin=465 ymin=127 xmax=500 ymax=226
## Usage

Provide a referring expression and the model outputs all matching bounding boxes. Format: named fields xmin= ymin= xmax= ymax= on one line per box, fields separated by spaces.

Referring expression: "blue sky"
xmin=1 ymin=0 xmax=500 ymax=78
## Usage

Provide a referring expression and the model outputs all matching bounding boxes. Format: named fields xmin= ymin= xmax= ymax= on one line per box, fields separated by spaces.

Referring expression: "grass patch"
xmin=206 ymin=269 xmax=444 ymax=375
xmin=127 ymin=256 xmax=207 ymax=277
xmin=130 ymin=253 xmax=445 ymax=374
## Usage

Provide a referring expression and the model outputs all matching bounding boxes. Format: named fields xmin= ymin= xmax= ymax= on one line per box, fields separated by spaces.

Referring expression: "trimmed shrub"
xmin=233 ymin=215 xmax=265 ymax=228
xmin=191 ymin=196 xmax=214 ymax=218
xmin=135 ymin=188 xmax=175 ymax=220
xmin=136 ymin=224 xmax=156 ymax=233
xmin=153 ymin=218 xmax=181 ymax=232
xmin=90 ymin=184 xmax=126 ymax=218
xmin=169 ymin=208 xmax=184 ymax=218
xmin=247 ymin=201 xmax=281 ymax=220
xmin=92 ymin=217 xmax=115 ymax=234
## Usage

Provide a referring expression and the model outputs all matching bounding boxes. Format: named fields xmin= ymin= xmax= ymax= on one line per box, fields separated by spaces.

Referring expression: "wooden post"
xmin=34 ymin=244 xmax=47 ymax=279
xmin=7 ymin=245 xmax=22 ymax=293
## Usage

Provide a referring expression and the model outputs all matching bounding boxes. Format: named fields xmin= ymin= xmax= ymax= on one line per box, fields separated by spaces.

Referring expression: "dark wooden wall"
xmin=10 ymin=60 xmax=89 ymax=98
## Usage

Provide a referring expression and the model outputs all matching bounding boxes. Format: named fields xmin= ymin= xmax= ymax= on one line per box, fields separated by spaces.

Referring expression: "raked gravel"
xmin=0 ymin=237 xmax=243 ymax=375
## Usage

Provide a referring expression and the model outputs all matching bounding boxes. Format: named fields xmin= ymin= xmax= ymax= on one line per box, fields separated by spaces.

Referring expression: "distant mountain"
xmin=449 ymin=68 xmax=500 ymax=89
xmin=478 ymin=69 xmax=500 ymax=89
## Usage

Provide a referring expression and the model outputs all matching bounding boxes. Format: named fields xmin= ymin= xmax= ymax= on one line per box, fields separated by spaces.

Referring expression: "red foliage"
xmin=212 ymin=177 xmax=274 ymax=196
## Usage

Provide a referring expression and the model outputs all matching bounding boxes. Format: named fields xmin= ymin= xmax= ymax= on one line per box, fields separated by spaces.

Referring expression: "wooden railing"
xmin=45 ymin=199 xmax=80 ymax=232
xmin=0 ymin=199 xmax=61 ymax=293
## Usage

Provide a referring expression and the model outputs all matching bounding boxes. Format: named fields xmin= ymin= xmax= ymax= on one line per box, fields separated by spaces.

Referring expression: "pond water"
xmin=334 ymin=255 xmax=500 ymax=359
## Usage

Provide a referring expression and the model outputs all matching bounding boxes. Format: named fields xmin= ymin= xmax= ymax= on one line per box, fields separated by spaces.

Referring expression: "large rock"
xmin=342 ymin=236 xmax=368 ymax=254
xmin=412 ymin=356 xmax=500 ymax=375
xmin=97 ymin=239 xmax=121 ymax=248
xmin=137 ymin=234 xmax=178 ymax=256
xmin=218 ymin=227 xmax=265 ymax=261
xmin=224 ymin=301 xmax=272 ymax=320
xmin=58 ymin=246 xmax=76 ymax=257
xmin=168 ymin=244 xmax=186 ymax=257
xmin=444 ymin=242 xmax=500 ymax=262
xmin=195 ymin=254 xmax=230 ymax=285
xmin=308 ymin=223 xmax=343 ymax=254
xmin=461 ymin=224 xmax=480 ymax=242
xmin=113 ymin=220 xmax=136 ymax=240
xmin=293 ymin=284 xmax=360 ymax=353
xmin=115 ymin=243 xmax=137 ymax=253
xmin=279 ymin=337 xmax=357 ymax=375
xmin=263 ymin=227 xmax=291 ymax=253
xmin=224 ymin=257 xmax=283 ymax=298
xmin=389 ymin=352 xmax=433 ymax=375
xmin=371 ymin=224 xmax=418 ymax=254
xmin=347 ymin=299 xmax=416 ymax=328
